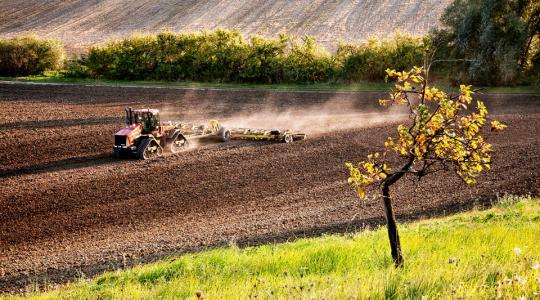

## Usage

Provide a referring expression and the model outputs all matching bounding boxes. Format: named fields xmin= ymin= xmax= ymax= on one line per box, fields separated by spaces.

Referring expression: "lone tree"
xmin=346 ymin=66 xmax=506 ymax=267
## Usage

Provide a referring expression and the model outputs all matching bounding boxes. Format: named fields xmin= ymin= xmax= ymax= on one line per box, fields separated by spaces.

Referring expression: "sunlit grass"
xmin=9 ymin=196 xmax=540 ymax=299
xmin=1 ymin=73 xmax=538 ymax=94
xmin=0 ymin=73 xmax=392 ymax=92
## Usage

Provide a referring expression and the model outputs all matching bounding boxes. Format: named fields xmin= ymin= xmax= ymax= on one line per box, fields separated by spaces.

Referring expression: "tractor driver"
xmin=141 ymin=113 xmax=158 ymax=133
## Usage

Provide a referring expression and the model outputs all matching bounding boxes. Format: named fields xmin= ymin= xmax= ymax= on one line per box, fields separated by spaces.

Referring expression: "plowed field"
xmin=0 ymin=82 xmax=538 ymax=293
xmin=0 ymin=0 xmax=452 ymax=52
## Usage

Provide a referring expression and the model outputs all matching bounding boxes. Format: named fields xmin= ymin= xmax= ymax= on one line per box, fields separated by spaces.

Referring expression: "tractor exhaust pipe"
xmin=126 ymin=107 xmax=133 ymax=125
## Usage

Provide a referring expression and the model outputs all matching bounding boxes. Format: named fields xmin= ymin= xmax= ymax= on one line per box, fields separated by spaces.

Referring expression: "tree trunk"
xmin=520 ymin=35 xmax=534 ymax=69
xmin=380 ymin=156 xmax=413 ymax=267
xmin=382 ymin=183 xmax=403 ymax=267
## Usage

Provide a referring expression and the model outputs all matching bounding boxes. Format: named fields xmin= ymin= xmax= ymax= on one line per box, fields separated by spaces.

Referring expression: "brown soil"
xmin=0 ymin=82 xmax=539 ymax=293
xmin=0 ymin=0 xmax=452 ymax=53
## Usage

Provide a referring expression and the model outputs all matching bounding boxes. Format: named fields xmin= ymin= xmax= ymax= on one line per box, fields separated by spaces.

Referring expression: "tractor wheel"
xmin=217 ymin=127 xmax=231 ymax=142
xmin=168 ymin=134 xmax=189 ymax=154
xmin=284 ymin=134 xmax=293 ymax=143
xmin=112 ymin=148 xmax=121 ymax=159
xmin=137 ymin=138 xmax=163 ymax=160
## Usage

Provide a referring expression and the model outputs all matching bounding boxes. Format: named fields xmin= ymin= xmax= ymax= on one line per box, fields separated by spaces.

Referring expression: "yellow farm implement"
xmin=228 ymin=128 xmax=306 ymax=143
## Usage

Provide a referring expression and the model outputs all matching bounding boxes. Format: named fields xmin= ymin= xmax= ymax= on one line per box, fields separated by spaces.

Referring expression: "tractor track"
xmin=0 ymin=83 xmax=539 ymax=293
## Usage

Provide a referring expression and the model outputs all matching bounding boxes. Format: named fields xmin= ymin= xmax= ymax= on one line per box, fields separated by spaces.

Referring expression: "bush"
xmin=78 ymin=34 xmax=158 ymax=80
xmin=0 ymin=35 xmax=64 ymax=76
xmin=282 ymin=36 xmax=338 ymax=83
xmin=238 ymin=35 xmax=288 ymax=83
xmin=337 ymin=33 xmax=426 ymax=82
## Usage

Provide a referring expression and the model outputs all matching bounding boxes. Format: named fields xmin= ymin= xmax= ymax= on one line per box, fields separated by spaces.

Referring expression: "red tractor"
xmin=112 ymin=108 xmax=230 ymax=159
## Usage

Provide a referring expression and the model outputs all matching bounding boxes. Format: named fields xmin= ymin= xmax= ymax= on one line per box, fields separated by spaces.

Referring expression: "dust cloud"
xmin=219 ymin=99 xmax=408 ymax=136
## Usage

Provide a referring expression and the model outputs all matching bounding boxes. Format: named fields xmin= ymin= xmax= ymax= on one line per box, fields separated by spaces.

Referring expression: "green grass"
xmin=12 ymin=195 xmax=540 ymax=299
xmin=1 ymin=73 xmax=538 ymax=93
xmin=0 ymin=73 xmax=392 ymax=92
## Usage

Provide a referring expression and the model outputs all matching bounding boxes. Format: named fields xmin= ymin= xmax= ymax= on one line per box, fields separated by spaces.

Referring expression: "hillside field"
xmin=0 ymin=0 xmax=452 ymax=52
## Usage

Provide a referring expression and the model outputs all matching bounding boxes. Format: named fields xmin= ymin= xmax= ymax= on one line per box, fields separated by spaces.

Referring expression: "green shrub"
xmin=0 ymin=35 xmax=64 ymax=76
xmin=282 ymin=36 xmax=338 ymax=83
xmin=79 ymin=34 xmax=158 ymax=80
xmin=238 ymin=35 xmax=288 ymax=83
xmin=337 ymin=33 xmax=426 ymax=82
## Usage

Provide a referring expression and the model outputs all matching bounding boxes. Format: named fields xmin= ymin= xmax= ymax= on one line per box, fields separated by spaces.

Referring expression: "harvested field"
xmin=0 ymin=82 xmax=539 ymax=293
xmin=0 ymin=0 xmax=452 ymax=52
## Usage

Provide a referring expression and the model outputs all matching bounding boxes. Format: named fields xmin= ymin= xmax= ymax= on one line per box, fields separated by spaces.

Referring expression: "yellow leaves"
xmin=411 ymin=76 xmax=423 ymax=84
xmin=469 ymin=123 xmax=479 ymax=135
xmin=347 ymin=66 xmax=505 ymax=200
xmin=402 ymin=82 xmax=412 ymax=91
xmin=346 ymin=154 xmax=391 ymax=200
xmin=385 ymin=68 xmax=398 ymax=78
xmin=490 ymin=120 xmax=507 ymax=132
xmin=459 ymin=85 xmax=474 ymax=105
xmin=368 ymin=152 xmax=381 ymax=159
xmin=423 ymin=87 xmax=446 ymax=103
xmin=387 ymin=67 xmax=422 ymax=93
xmin=412 ymin=134 xmax=428 ymax=159
xmin=465 ymin=177 xmax=477 ymax=185
xmin=424 ymin=90 xmax=433 ymax=102
xmin=389 ymin=91 xmax=408 ymax=105
xmin=362 ymin=161 xmax=376 ymax=174
xmin=379 ymin=99 xmax=390 ymax=106
xmin=458 ymin=90 xmax=473 ymax=109
xmin=416 ymin=134 xmax=426 ymax=145
xmin=476 ymin=100 xmax=487 ymax=117
xmin=458 ymin=95 xmax=471 ymax=106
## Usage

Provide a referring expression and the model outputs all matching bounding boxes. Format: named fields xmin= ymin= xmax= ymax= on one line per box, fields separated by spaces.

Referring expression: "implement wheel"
xmin=284 ymin=134 xmax=293 ymax=143
xmin=168 ymin=134 xmax=189 ymax=154
xmin=217 ymin=127 xmax=231 ymax=142
xmin=137 ymin=138 xmax=163 ymax=160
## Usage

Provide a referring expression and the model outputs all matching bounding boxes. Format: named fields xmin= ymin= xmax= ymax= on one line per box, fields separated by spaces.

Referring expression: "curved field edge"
xmin=1 ymin=76 xmax=539 ymax=94
xmin=15 ymin=196 xmax=540 ymax=299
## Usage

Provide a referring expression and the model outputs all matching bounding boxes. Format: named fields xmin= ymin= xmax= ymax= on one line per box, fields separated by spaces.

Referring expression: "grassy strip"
xmin=15 ymin=196 xmax=540 ymax=299
xmin=1 ymin=74 xmax=539 ymax=94
xmin=0 ymin=75 xmax=392 ymax=92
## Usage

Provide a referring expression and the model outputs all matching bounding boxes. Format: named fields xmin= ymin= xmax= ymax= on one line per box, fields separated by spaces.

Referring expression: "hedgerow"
xmin=66 ymin=30 xmax=424 ymax=83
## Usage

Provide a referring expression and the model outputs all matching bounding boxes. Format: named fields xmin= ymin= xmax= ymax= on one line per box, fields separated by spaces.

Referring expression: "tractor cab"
xmin=126 ymin=108 xmax=160 ymax=134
